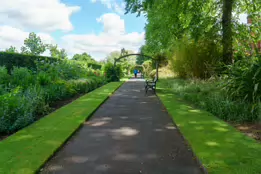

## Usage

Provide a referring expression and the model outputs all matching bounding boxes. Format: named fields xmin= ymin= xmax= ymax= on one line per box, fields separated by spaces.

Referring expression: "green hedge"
xmin=0 ymin=52 xmax=61 ymax=73
xmin=88 ymin=62 xmax=102 ymax=70
xmin=0 ymin=82 xmax=123 ymax=174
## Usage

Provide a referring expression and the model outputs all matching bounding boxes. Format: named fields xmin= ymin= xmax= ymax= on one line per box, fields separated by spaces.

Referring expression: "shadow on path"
xmin=41 ymin=80 xmax=202 ymax=174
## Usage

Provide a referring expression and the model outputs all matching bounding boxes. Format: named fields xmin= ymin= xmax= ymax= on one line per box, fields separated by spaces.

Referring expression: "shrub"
xmin=0 ymin=52 xmax=60 ymax=73
xmin=104 ymin=63 xmax=123 ymax=82
xmin=44 ymin=80 xmax=68 ymax=103
xmin=0 ymin=87 xmax=34 ymax=133
xmin=37 ymin=71 xmax=52 ymax=86
xmin=0 ymin=66 xmax=10 ymax=86
xmin=24 ymin=86 xmax=50 ymax=117
xmin=142 ymin=60 xmax=153 ymax=77
xmin=222 ymin=56 xmax=261 ymax=117
xmin=88 ymin=62 xmax=102 ymax=70
xmin=69 ymin=79 xmax=89 ymax=93
xmin=169 ymin=37 xmax=222 ymax=79
xmin=149 ymin=69 xmax=157 ymax=79
xmin=164 ymin=78 xmax=259 ymax=122
xmin=11 ymin=67 xmax=34 ymax=88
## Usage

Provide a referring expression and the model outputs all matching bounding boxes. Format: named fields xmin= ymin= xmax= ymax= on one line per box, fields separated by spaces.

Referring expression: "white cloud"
xmin=0 ymin=26 xmax=55 ymax=52
xmin=96 ymin=13 xmax=125 ymax=34
xmin=90 ymin=0 xmax=125 ymax=15
xmin=0 ymin=0 xmax=80 ymax=32
xmin=61 ymin=13 xmax=144 ymax=60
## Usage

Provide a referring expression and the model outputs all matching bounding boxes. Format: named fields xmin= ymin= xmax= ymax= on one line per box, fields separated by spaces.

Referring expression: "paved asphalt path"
xmin=40 ymin=79 xmax=202 ymax=174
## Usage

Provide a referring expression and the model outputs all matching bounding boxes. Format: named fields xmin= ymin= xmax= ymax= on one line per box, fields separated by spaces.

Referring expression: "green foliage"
xmin=5 ymin=46 xmax=18 ymax=53
xmin=104 ymin=63 xmax=123 ymax=82
xmin=0 ymin=59 xmax=107 ymax=134
xmin=0 ymin=82 xmax=123 ymax=174
xmin=136 ymin=46 xmax=150 ymax=65
xmin=48 ymin=44 xmax=68 ymax=59
xmin=222 ymin=56 xmax=261 ymax=115
xmin=72 ymin=52 xmax=94 ymax=62
xmin=170 ymin=37 xmax=222 ymax=78
xmin=161 ymin=78 xmax=259 ymax=122
xmin=21 ymin=32 xmax=46 ymax=56
xmin=142 ymin=60 xmax=153 ymax=77
xmin=72 ymin=53 xmax=101 ymax=69
xmin=88 ymin=62 xmax=102 ymax=70
xmin=11 ymin=67 xmax=34 ymax=89
xmin=0 ymin=51 xmax=61 ymax=73
xmin=0 ymin=87 xmax=35 ymax=133
xmin=0 ymin=66 xmax=10 ymax=86
xmin=37 ymin=71 xmax=52 ymax=86
xmin=149 ymin=69 xmax=156 ymax=79
xmin=157 ymin=82 xmax=261 ymax=174
xmin=105 ymin=51 xmax=121 ymax=64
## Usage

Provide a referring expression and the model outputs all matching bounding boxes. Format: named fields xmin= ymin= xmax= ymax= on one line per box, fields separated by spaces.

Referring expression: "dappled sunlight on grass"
xmin=205 ymin=141 xmax=220 ymax=147
xmin=213 ymin=127 xmax=229 ymax=132
xmin=189 ymin=109 xmax=201 ymax=113
xmin=157 ymin=81 xmax=261 ymax=174
xmin=0 ymin=82 xmax=123 ymax=174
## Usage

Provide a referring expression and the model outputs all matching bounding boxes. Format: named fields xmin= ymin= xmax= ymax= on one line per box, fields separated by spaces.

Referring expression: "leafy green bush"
xmin=169 ymin=37 xmax=222 ymax=79
xmin=23 ymin=86 xmax=50 ymax=118
xmin=222 ymin=56 xmax=261 ymax=117
xmin=149 ymin=69 xmax=156 ymax=79
xmin=0 ymin=58 xmax=107 ymax=134
xmin=0 ymin=52 xmax=60 ymax=73
xmin=37 ymin=71 xmax=52 ymax=86
xmin=104 ymin=63 xmax=123 ymax=82
xmin=163 ymin=78 xmax=259 ymax=122
xmin=88 ymin=62 xmax=102 ymax=70
xmin=0 ymin=66 xmax=10 ymax=86
xmin=11 ymin=67 xmax=34 ymax=88
xmin=0 ymin=87 xmax=34 ymax=133
xmin=142 ymin=60 xmax=153 ymax=77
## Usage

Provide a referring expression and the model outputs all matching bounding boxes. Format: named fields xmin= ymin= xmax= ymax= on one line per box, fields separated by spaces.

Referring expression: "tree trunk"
xmin=222 ymin=0 xmax=233 ymax=64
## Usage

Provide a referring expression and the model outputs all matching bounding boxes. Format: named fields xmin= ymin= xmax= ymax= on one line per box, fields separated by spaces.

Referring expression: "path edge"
xmin=156 ymin=92 xmax=208 ymax=174
xmin=36 ymin=81 xmax=125 ymax=173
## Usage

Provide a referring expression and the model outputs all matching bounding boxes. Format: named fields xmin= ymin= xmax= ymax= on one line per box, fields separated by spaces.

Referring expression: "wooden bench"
xmin=145 ymin=76 xmax=158 ymax=94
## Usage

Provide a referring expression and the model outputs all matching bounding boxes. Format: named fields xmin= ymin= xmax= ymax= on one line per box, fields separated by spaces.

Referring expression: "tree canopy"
xmin=124 ymin=0 xmax=260 ymax=65
xmin=72 ymin=52 xmax=95 ymax=62
xmin=21 ymin=32 xmax=46 ymax=56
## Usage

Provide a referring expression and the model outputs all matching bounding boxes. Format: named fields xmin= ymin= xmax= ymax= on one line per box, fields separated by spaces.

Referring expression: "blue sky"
xmin=0 ymin=0 xmax=146 ymax=60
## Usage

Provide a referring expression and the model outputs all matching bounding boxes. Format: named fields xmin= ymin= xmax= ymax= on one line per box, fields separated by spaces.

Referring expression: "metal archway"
xmin=113 ymin=49 xmax=159 ymax=79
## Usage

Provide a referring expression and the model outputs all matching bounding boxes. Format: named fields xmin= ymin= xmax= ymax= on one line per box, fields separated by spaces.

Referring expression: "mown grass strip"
xmin=157 ymin=82 xmax=261 ymax=174
xmin=0 ymin=82 xmax=123 ymax=174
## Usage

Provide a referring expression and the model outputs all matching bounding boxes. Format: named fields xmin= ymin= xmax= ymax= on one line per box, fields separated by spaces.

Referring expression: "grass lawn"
xmin=157 ymin=81 xmax=261 ymax=174
xmin=0 ymin=82 xmax=123 ymax=174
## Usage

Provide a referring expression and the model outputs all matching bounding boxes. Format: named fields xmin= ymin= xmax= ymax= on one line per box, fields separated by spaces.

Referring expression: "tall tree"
xmin=59 ymin=49 xmax=67 ymax=59
xmin=48 ymin=44 xmax=60 ymax=58
xmin=5 ymin=46 xmax=18 ymax=53
xmin=124 ymin=0 xmax=235 ymax=65
xmin=72 ymin=52 xmax=94 ymax=62
xmin=222 ymin=0 xmax=233 ymax=64
xmin=21 ymin=32 xmax=46 ymax=55
xmin=48 ymin=44 xmax=68 ymax=59
xmin=105 ymin=51 xmax=121 ymax=64
xmin=136 ymin=45 xmax=150 ymax=65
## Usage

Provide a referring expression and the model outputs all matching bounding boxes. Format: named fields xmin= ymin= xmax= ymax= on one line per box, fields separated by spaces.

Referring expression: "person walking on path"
xmin=134 ymin=69 xmax=138 ymax=78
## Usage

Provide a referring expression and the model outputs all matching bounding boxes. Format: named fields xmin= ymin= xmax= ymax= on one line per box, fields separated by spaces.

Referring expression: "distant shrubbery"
xmin=0 ymin=52 xmax=61 ymax=73
xmin=0 ymin=54 xmax=106 ymax=134
xmin=103 ymin=63 xmax=123 ymax=82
